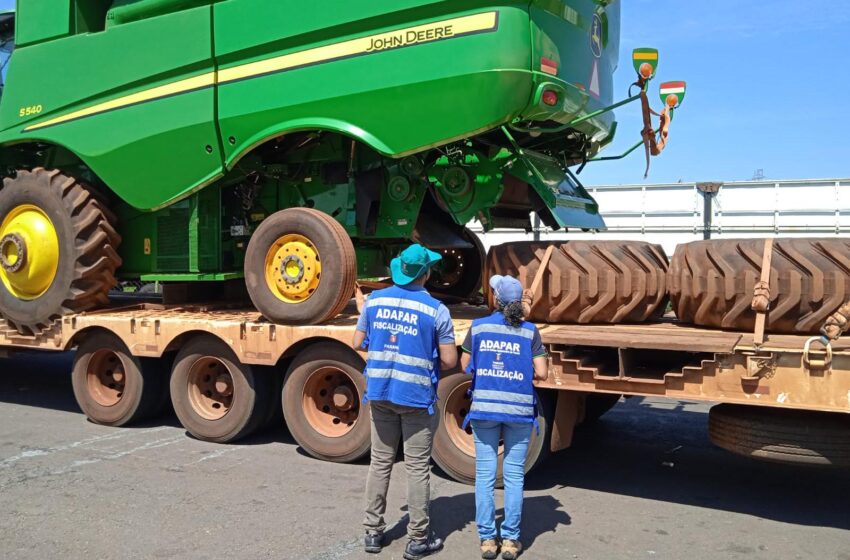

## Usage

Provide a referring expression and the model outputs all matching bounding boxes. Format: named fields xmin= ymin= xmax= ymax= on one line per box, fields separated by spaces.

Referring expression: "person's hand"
xmin=521 ymin=289 xmax=534 ymax=317
xmin=355 ymin=283 xmax=367 ymax=313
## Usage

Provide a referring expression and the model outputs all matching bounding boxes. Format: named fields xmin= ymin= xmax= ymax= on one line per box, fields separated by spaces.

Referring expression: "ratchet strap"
xmin=821 ymin=301 xmax=850 ymax=341
xmin=750 ymin=239 xmax=774 ymax=347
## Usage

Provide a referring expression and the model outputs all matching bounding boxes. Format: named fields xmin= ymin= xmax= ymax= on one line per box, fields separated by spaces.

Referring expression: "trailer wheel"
xmin=71 ymin=331 xmax=166 ymax=426
xmin=245 ymin=208 xmax=356 ymax=325
xmin=709 ymin=404 xmax=850 ymax=466
xmin=432 ymin=372 xmax=553 ymax=485
xmin=0 ymin=168 xmax=121 ymax=335
xmin=427 ymin=228 xmax=485 ymax=299
xmin=170 ymin=335 xmax=271 ymax=443
xmin=282 ymin=343 xmax=370 ymax=462
xmin=486 ymin=240 xmax=668 ymax=323
xmin=669 ymin=238 xmax=850 ymax=333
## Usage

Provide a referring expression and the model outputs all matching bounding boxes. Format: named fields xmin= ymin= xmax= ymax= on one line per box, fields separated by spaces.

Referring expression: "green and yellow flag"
xmin=632 ymin=48 xmax=659 ymax=80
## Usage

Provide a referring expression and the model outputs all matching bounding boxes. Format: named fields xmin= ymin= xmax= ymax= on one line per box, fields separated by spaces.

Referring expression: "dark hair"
xmin=498 ymin=299 xmax=524 ymax=328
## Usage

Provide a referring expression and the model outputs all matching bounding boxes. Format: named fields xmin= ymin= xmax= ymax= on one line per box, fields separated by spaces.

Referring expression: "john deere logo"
xmin=366 ymin=24 xmax=455 ymax=52
xmin=590 ymin=14 xmax=602 ymax=58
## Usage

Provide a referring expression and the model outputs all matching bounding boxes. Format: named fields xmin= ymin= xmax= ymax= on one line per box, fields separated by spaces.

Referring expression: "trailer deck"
xmin=541 ymin=320 xmax=850 ymax=413
xmin=0 ymin=302 xmax=483 ymax=361
xmin=2 ymin=301 xmax=847 ymax=414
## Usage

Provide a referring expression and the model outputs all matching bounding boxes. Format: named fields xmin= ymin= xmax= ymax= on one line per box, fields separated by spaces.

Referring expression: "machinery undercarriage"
xmin=113 ymin=128 xmax=604 ymax=303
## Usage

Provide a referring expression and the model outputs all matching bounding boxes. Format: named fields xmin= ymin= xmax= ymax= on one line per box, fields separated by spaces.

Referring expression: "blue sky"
xmin=0 ymin=0 xmax=11 ymax=11
xmin=579 ymin=0 xmax=850 ymax=185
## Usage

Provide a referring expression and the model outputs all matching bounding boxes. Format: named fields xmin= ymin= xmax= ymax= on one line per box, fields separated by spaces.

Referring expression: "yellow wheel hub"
xmin=264 ymin=233 xmax=322 ymax=303
xmin=0 ymin=204 xmax=59 ymax=300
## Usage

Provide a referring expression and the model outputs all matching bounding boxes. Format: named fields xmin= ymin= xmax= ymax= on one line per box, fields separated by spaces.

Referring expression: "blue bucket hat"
xmin=391 ymin=244 xmax=442 ymax=286
xmin=489 ymin=274 xmax=523 ymax=304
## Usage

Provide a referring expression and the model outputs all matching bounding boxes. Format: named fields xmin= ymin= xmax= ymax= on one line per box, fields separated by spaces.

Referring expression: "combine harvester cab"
xmin=0 ymin=0 xmax=685 ymax=334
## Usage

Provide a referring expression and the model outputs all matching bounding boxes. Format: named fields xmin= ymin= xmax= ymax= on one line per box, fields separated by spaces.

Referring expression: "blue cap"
xmin=489 ymin=274 xmax=523 ymax=304
xmin=391 ymin=244 xmax=442 ymax=286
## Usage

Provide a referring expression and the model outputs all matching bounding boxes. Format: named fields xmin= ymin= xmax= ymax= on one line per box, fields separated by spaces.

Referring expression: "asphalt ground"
xmin=1 ymin=351 xmax=848 ymax=560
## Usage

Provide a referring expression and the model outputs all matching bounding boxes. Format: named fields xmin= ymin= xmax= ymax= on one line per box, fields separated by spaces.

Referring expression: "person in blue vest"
xmin=353 ymin=243 xmax=458 ymax=559
xmin=460 ymin=275 xmax=548 ymax=560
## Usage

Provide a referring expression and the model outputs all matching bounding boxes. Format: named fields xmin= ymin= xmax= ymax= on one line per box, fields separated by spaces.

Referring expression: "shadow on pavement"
xmin=0 ymin=350 xmax=295 ymax=443
xmin=5 ymin=352 xmax=849 ymax=531
xmin=526 ymin=397 xmax=850 ymax=530
xmin=0 ymin=351 xmax=79 ymax=413
xmin=380 ymin=493 xmax=570 ymax=551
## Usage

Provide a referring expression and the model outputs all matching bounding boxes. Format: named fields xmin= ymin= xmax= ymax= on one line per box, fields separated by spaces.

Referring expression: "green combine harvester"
xmin=0 ymin=1 xmax=683 ymax=334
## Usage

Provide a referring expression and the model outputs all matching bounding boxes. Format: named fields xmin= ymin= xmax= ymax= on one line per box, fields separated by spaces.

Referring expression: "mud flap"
xmin=507 ymin=149 xmax=606 ymax=231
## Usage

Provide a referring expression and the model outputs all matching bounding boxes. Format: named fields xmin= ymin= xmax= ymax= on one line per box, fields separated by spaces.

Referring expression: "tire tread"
xmin=708 ymin=404 xmax=850 ymax=466
xmin=0 ymin=167 xmax=120 ymax=335
xmin=669 ymin=238 xmax=850 ymax=333
xmin=486 ymin=240 xmax=668 ymax=324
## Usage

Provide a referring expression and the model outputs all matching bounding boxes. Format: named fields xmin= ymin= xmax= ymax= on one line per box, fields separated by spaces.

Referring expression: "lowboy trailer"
xmin=1 ymin=293 xmax=847 ymax=484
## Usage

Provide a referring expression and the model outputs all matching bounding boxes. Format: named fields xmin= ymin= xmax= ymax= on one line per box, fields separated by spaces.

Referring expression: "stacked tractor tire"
xmin=486 ymin=237 xmax=850 ymax=335
xmin=486 ymin=240 xmax=670 ymax=325
xmin=484 ymin=236 xmax=850 ymax=471
xmin=668 ymin=238 xmax=850 ymax=334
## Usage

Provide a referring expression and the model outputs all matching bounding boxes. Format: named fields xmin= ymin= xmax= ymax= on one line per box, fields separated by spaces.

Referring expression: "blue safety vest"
xmin=362 ymin=285 xmax=441 ymax=412
xmin=465 ymin=312 xmax=537 ymax=425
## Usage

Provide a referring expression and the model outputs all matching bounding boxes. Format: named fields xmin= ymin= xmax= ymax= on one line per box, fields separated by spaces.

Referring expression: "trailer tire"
xmin=0 ymin=168 xmax=121 ymax=335
xmin=170 ymin=335 xmax=269 ymax=443
xmin=282 ymin=343 xmax=370 ymax=463
xmin=432 ymin=372 xmax=553 ymax=486
xmin=486 ymin=241 xmax=668 ymax=324
xmin=708 ymin=404 xmax=850 ymax=466
xmin=668 ymin=238 xmax=850 ymax=333
xmin=245 ymin=208 xmax=356 ymax=325
xmin=72 ymin=331 xmax=166 ymax=426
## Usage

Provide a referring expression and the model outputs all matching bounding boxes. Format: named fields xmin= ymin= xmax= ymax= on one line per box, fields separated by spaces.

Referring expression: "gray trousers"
xmin=364 ymin=400 xmax=437 ymax=540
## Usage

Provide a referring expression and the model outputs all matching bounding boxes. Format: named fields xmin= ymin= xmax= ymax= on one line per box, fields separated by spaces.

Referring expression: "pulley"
xmin=387 ymin=175 xmax=413 ymax=202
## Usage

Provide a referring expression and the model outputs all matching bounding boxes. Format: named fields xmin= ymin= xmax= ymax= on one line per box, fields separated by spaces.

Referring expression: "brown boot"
xmin=480 ymin=539 xmax=499 ymax=559
xmin=501 ymin=539 xmax=522 ymax=560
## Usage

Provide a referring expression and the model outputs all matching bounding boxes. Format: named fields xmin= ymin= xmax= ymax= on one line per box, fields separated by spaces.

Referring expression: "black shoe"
xmin=403 ymin=533 xmax=444 ymax=560
xmin=364 ymin=532 xmax=383 ymax=554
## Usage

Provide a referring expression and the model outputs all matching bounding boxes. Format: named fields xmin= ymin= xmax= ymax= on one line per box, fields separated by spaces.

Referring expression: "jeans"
xmin=364 ymin=400 xmax=437 ymax=540
xmin=471 ymin=420 xmax=533 ymax=541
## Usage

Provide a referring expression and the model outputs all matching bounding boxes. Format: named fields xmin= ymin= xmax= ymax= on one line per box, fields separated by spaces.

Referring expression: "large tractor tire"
xmin=709 ymin=404 xmax=850 ymax=466
xmin=427 ymin=227 xmax=485 ymax=299
xmin=0 ymin=168 xmax=121 ymax=335
xmin=432 ymin=372 xmax=554 ymax=486
xmin=486 ymin=240 xmax=668 ymax=324
xmin=282 ymin=343 xmax=371 ymax=463
xmin=71 ymin=330 xmax=168 ymax=426
xmin=170 ymin=335 xmax=272 ymax=443
xmin=669 ymin=238 xmax=850 ymax=334
xmin=244 ymin=208 xmax=356 ymax=325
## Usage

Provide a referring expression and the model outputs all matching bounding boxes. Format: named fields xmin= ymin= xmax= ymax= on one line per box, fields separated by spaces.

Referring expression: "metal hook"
xmin=802 ymin=336 xmax=833 ymax=372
